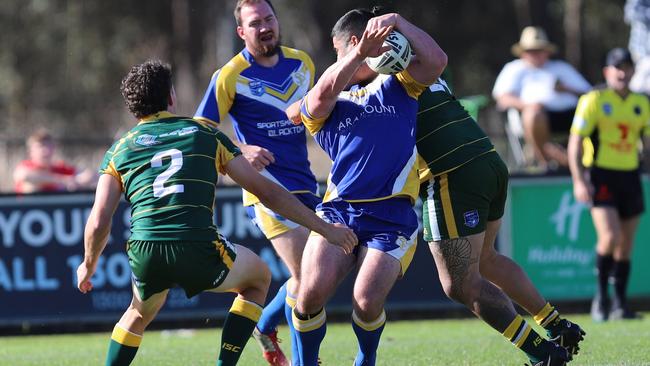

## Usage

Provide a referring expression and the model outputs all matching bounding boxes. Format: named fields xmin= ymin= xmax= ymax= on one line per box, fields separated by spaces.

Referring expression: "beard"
xmin=255 ymin=34 xmax=281 ymax=57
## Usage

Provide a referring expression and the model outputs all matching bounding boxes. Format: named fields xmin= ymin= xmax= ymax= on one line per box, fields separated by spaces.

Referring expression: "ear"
xmin=236 ymin=26 xmax=245 ymax=40
xmin=349 ymin=35 xmax=359 ymax=47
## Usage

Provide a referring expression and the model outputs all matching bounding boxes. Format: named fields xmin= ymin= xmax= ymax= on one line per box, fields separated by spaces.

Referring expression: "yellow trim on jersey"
xmin=396 ymin=70 xmax=428 ymax=99
xmin=416 ymin=116 xmax=473 ymax=142
xmin=417 ymin=99 xmax=453 ymax=115
xmin=439 ymin=174 xmax=458 ymax=238
xmin=281 ymin=46 xmax=316 ymax=88
xmin=102 ymin=161 xmax=124 ymax=192
xmin=215 ymin=54 xmax=251 ymax=122
xmin=216 ymin=142 xmax=238 ymax=174
xmin=138 ymin=111 xmax=177 ymax=124
xmin=229 ymin=298 xmax=263 ymax=322
xmin=111 ymin=325 xmax=142 ymax=347
xmin=131 ymin=204 xmax=213 ymax=218
xmin=300 ymin=97 xmax=327 ymax=135
xmin=193 ymin=117 xmax=220 ymax=128
xmin=352 ymin=310 xmax=386 ymax=331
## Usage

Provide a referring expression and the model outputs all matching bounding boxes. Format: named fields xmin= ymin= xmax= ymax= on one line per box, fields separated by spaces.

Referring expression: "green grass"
xmin=1 ymin=314 xmax=649 ymax=365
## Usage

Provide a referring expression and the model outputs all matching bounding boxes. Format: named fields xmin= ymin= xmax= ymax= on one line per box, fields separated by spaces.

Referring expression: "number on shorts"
xmin=150 ymin=149 xmax=184 ymax=197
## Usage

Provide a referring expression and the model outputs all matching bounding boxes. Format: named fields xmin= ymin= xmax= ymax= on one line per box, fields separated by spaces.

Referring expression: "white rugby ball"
xmin=366 ymin=31 xmax=412 ymax=75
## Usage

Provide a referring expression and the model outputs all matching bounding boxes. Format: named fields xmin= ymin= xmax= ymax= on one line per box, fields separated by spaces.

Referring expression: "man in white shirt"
xmin=493 ymin=26 xmax=591 ymax=170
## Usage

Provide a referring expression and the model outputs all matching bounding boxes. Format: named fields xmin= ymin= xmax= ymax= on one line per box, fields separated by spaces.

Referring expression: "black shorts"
xmin=590 ymin=167 xmax=645 ymax=219
xmin=547 ymin=108 xmax=576 ymax=133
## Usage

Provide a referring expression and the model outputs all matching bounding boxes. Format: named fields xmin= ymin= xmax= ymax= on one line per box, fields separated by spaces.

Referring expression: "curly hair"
xmin=120 ymin=60 xmax=172 ymax=119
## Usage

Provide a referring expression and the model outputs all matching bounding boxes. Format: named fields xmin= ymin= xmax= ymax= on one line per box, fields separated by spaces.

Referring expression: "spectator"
xmin=493 ymin=26 xmax=591 ymax=170
xmin=13 ymin=128 xmax=96 ymax=193
xmin=625 ymin=0 xmax=650 ymax=95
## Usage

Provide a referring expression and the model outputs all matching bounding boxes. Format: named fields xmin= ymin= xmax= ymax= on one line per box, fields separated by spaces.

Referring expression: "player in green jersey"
xmin=76 ymin=60 xmax=357 ymax=366
xmin=417 ymin=79 xmax=584 ymax=366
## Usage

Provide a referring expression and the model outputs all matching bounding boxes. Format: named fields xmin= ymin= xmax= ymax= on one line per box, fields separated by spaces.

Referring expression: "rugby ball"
xmin=366 ymin=31 xmax=412 ymax=75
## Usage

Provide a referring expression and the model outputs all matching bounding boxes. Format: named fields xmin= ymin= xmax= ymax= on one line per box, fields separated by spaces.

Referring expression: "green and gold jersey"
xmin=100 ymin=111 xmax=241 ymax=241
xmin=416 ymin=79 xmax=494 ymax=180
xmin=571 ymin=88 xmax=650 ymax=171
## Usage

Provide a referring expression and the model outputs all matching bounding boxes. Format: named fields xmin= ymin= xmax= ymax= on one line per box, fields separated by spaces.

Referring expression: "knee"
xmin=352 ymin=294 xmax=383 ymax=321
xmin=597 ymin=233 xmax=621 ymax=251
xmin=296 ymin=288 xmax=327 ymax=314
xmin=440 ymin=276 xmax=481 ymax=306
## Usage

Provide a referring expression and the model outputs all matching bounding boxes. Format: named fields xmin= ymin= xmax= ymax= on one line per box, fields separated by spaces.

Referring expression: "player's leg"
xmin=247 ymin=202 xmax=311 ymax=366
xmin=105 ymin=287 xmax=169 ymax=366
xmin=610 ymin=214 xmax=641 ymax=319
xmin=293 ymin=234 xmax=356 ymax=366
xmin=209 ymin=243 xmax=271 ymax=366
xmin=480 ymin=219 xmax=585 ymax=355
xmin=589 ymin=206 xmax=621 ymax=321
xmin=424 ymin=158 xmax=569 ymax=364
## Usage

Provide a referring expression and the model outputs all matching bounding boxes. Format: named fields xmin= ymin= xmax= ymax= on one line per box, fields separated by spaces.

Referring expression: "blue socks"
xmin=351 ymin=310 xmax=386 ymax=366
xmin=285 ymin=290 xmax=301 ymax=365
xmin=292 ymin=308 xmax=327 ymax=366
xmin=257 ymin=281 xmax=288 ymax=334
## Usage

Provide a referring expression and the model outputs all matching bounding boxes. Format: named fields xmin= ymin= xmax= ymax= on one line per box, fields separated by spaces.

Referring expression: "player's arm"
xmin=304 ymin=26 xmax=393 ymax=122
xmin=567 ymin=133 xmax=592 ymax=203
xmin=367 ymin=13 xmax=447 ymax=86
xmin=224 ymin=156 xmax=358 ymax=252
xmin=76 ymin=174 xmax=122 ymax=293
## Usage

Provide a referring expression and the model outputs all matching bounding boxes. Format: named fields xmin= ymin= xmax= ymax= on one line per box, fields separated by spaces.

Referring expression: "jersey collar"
xmin=138 ymin=111 xmax=177 ymax=125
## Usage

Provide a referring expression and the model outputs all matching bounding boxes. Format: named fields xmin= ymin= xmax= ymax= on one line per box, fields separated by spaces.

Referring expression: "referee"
xmin=568 ymin=47 xmax=649 ymax=322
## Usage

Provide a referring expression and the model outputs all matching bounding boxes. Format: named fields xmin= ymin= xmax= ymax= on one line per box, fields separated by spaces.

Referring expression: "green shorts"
xmin=421 ymin=151 xmax=508 ymax=241
xmin=127 ymin=236 xmax=237 ymax=301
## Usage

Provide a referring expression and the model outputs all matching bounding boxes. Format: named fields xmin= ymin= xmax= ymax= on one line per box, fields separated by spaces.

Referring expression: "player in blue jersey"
xmin=195 ymin=1 xmax=317 ymax=364
xmin=289 ymin=8 xmax=447 ymax=366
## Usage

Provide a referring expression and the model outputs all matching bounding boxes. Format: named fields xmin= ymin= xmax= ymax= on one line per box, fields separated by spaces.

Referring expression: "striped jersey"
xmin=194 ymin=46 xmax=318 ymax=206
xmin=300 ymin=71 xmax=426 ymax=203
xmin=416 ymin=79 xmax=495 ymax=179
xmin=99 ymin=112 xmax=241 ymax=241
xmin=571 ymin=88 xmax=650 ymax=171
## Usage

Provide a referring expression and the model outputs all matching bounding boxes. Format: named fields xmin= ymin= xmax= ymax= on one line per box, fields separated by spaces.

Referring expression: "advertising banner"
xmin=0 ymin=189 xmax=448 ymax=326
xmin=501 ymin=176 xmax=650 ymax=300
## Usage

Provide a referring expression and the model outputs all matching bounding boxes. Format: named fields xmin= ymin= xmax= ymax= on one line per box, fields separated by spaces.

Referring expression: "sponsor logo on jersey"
xmin=249 ymin=80 xmax=265 ymax=96
xmin=135 ymin=134 xmax=161 ymax=146
xmin=335 ymin=104 xmax=398 ymax=132
xmin=463 ymin=209 xmax=479 ymax=228
xmin=291 ymin=71 xmax=306 ymax=86
xmin=603 ymin=103 xmax=613 ymax=115
xmin=159 ymin=126 xmax=199 ymax=138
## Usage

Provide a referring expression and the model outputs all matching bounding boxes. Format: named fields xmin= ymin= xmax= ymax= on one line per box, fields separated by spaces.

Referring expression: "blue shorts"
xmin=246 ymin=192 xmax=321 ymax=239
xmin=315 ymin=197 xmax=418 ymax=274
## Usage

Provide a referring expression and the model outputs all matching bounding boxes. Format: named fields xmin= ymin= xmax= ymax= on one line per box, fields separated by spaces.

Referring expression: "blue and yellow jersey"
xmin=571 ymin=89 xmax=650 ymax=171
xmin=300 ymin=71 xmax=427 ymax=203
xmin=195 ymin=46 xmax=318 ymax=206
xmin=100 ymin=112 xmax=241 ymax=242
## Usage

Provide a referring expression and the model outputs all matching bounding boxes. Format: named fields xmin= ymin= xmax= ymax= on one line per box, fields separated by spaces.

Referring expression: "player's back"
xmin=100 ymin=112 xmax=240 ymax=242
xmin=416 ymin=80 xmax=494 ymax=177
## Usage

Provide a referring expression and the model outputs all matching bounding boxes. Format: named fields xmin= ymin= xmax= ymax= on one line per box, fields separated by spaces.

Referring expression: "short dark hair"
xmin=234 ymin=0 xmax=276 ymax=26
xmin=330 ymin=6 xmax=388 ymax=43
xmin=120 ymin=60 xmax=172 ymax=119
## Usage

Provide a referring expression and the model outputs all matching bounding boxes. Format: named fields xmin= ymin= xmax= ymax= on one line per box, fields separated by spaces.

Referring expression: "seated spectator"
xmin=13 ymin=128 xmax=96 ymax=193
xmin=625 ymin=0 xmax=650 ymax=95
xmin=493 ymin=26 xmax=591 ymax=170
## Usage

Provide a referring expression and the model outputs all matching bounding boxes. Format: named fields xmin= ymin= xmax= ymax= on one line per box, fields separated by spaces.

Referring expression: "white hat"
xmin=511 ymin=26 xmax=557 ymax=56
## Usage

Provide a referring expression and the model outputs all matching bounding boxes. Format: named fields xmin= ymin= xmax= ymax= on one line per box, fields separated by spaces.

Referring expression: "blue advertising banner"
xmin=0 ymin=189 xmax=449 ymax=327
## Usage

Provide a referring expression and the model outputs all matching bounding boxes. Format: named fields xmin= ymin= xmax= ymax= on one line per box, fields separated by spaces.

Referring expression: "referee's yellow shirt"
xmin=571 ymin=89 xmax=650 ymax=171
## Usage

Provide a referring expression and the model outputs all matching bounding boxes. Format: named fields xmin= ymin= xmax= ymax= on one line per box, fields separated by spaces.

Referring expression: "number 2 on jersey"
xmin=151 ymin=149 xmax=184 ymax=198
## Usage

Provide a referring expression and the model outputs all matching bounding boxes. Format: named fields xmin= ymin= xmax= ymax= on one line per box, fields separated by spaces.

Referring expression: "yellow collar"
xmin=138 ymin=111 xmax=177 ymax=124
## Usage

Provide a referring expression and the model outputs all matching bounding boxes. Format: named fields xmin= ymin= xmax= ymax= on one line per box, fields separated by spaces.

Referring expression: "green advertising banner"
xmin=501 ymin=176 xmax=650 ymax=300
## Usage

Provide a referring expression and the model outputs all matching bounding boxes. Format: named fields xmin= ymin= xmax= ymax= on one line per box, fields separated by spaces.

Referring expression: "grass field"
xmin=2 ymin=313 xmax=649 ymax=365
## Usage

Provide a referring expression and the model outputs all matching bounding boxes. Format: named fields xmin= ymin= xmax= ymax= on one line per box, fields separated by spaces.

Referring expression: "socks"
xmin=105 ymin=324 xmax=142 ymax=366
xmin=533 ymin=302 xmax=563 ymax=337
xmin=217 ymin=297 xmax=263 ymax=366
xmin=285 ymin=290 xmax=300 ymax=366
xmin=257 ymin=281 xmax=289 ymax=334
xmin=503 ymin=314 xmax=551 ymax=363
xmin=351 ymin=310 xmax=386 ymax=366
xmin=596 ymin=254 xmax=614 ymax=300
xmin=612 ymin=260 xmax=631 ymax=309
xmin=292 ymin=308 xmax=327 ymax=366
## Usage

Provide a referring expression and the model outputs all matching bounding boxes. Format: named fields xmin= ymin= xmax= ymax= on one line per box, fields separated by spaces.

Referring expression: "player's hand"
xmin=323 ymin=223 xmax=358 ymax=255
xmin=356 ymin=25 xmax=393 ymax=59
xmin=76 ymin=261 xmax=96 ymax=294
xmin=365 ymin=13 xmax=398 ymax=33
xmin=240 ymin=144 xmax=275 ymax=171
xmin=286 ymin=100 xmax=302 ymax=125
xmin=573 ymin=180 xmax=593 ymax=204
